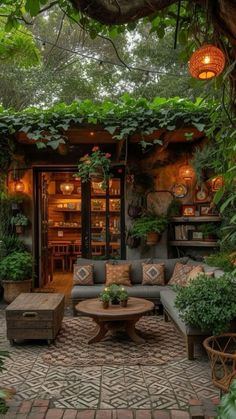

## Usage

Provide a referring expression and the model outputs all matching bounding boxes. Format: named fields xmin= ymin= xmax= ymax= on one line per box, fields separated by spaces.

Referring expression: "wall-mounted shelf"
xmin=171 ymin=216 xmax=221 ymax=223
xmin=169 ymin=240 xmax=220 ymax=247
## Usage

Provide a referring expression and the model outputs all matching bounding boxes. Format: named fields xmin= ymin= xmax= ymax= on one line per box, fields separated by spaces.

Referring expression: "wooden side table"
xmin=6 ymin=293 xmax=65 ymax=345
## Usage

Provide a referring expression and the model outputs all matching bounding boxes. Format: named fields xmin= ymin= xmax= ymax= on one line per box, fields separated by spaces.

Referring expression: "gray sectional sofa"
xmin=71 ymin=257 xmax=224 ymax=359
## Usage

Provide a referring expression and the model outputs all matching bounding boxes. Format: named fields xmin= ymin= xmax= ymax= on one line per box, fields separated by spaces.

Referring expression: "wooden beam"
xmin=114 ymin=139 xmax=125 ymax=162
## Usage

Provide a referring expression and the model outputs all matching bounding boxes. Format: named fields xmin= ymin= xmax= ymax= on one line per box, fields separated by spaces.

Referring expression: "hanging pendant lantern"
xmin=179 ymin=164 xmax=195 ymax=182
xmin=189 ymin=45 xmax=225 ymax=80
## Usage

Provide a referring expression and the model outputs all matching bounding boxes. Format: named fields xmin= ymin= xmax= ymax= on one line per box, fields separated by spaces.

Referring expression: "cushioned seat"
xmin=126 ymin=285 xmax=164 ymax=300
xmin=71 ymin=284 xmax=104 ymax=300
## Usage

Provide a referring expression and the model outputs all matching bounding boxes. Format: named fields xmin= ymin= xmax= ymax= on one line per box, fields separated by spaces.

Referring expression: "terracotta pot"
xmin=15 ymin=225 xmax=24 ymax=235
xmin=120 ymin=299 xmax=128 ymax=307
xmin=111 ymin=298 xmax=120 ymax=305
xmin=89 ymin=168 xmax=104 ymax=182
xmin=102 ymin=301 xmax=109 ymax=309
xmin=146 ymin=232 xmax=160 ymax=246
xmin=2 ymin=279 xmax=32 ymax=304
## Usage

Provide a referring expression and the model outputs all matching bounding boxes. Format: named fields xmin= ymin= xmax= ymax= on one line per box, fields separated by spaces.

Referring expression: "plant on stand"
xmin=11 ymin=213 xmax=28 ymax=234
xmin=130 ymin=211 xmax=168 ymax=245
xmin=75 ymin=146 xmax=112 ymax=190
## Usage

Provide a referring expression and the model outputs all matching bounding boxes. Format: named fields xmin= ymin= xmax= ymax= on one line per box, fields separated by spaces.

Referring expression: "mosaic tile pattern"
xmin=0 ymin=306 xmax=219 ymax=410
xmin=41 ymin=316 xmax=186 ymax=366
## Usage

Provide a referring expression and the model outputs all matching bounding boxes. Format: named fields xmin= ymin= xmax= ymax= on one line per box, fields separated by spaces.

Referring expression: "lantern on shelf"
xmin=179 ymin=164 xmax=195 ymax=183
xmin=189 ymin=45 xmax=225 ymax=80
xmin=60 ymin=182 xmax=74 ymax=195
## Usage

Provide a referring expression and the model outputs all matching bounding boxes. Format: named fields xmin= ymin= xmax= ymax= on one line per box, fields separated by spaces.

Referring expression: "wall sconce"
xmin=179 ymin=164 xmax=195 ymax=183
xmin=189 ymin=44 xmax=225 ymax=80
xmin=60 ymin=182 xmax=74 ymax=195
xmin=14 ymin=180 xmax=25 ymax=193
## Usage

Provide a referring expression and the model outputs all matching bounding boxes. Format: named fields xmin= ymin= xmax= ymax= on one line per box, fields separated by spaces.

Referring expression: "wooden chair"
xmin=69 ymin=243 xmax=82 ymax=271
xmin=50 ymin=243 xmax=69 ymax=273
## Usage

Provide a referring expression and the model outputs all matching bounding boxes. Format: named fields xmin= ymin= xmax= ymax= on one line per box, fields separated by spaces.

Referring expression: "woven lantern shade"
xmin=189 ymin=45 xmax=225 ymax=80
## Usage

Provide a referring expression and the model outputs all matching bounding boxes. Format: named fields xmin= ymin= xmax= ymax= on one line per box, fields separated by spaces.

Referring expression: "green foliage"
xmin=199 ymin=223 xmax=220 ymax=239
xmin=0 ymin=96 xmax=210 ymax=149
xmin=100 ymin=284 xmax=128 ymax=302
xmin=175 ymin=273 xmax=236 ymax=335
xmin=0 ymin=340 xmax=10 ymax=415
xmin=10 ymin=213 xmax=28 ymax=226
xmin=0 ymin=235 xmax=27 ymax=261
xmin=0 ymin=251 xmax=33 ymax=281
xmin=167 ymin=199 xmax=182 ymax=217
xmin=130 ymin=212 xmax=168 ymax=239
xmin=205 ymin=252 xmax=235 ymax=273
xmin=191 ymin=144 xmax=217 ymax=185
xmin=74 ymin=146 xmax=112 ymax=189
xmin=217 ymin=379 xmax=236 ymax=419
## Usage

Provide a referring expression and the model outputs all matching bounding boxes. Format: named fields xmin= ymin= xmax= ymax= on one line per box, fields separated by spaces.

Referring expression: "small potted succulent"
xmin=119 ymin=288 xmax=129 ymax=307
xmin=75 ymin=146 xmax=112 ymax=190
xmin=0 ymin=251 xmax=33 ymax=303
xmin=11 ymin=213 xmax=28 ymax=234
xmin=100 ymin=290 xmax=110 ymax=309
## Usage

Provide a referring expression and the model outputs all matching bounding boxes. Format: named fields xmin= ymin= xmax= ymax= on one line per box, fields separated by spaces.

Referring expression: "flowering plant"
xmin=75 ymin=146 xmax=112 ymax=189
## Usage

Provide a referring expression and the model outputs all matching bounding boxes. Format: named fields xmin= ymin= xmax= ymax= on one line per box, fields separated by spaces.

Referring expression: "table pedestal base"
xmin=89 ymin=316 xmax=144 ymax=344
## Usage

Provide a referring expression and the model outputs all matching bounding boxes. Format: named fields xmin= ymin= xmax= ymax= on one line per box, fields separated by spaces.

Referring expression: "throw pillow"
xmin=105 ymin=263 xmax=132 ymax=286
xmin=185 ymin=265 xmax=204 ymax=285
xmin=169 ymin=263 xmax=203 ymax=286
xmin=73 ymin=265 xmax=94 ymax=285
xmin=142 ymin=263 xmax=165 ymax=285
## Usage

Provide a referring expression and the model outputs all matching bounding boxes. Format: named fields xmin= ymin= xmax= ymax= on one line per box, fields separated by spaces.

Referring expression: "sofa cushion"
xmin=185 ymin=265 xmax=204 ymax=285
xmin=142 ymin=263 xmax=165 ymax=285
xmin=105 ymin=263 xmax=132 ymax=286
xmin=71 ymin=284 xmax=104 ymax=300
xmin=126 ymin=285 xmax=163 ymax=300
xmin=109 ymin=259 xmax=152 ymax=284
xmin=73 ymin=264 xmax=94 ymax=285
xmin=168 ymin=262 xmax=202 ymax=286
xmin=152 ymin=257 xmax=189 ymax=283
xmin=76 ymin=258 xmax=107 ymax=284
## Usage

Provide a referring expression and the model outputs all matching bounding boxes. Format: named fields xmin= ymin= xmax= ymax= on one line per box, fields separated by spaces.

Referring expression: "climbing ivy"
xmin=0 ymin=95 xmax=211 ymax=150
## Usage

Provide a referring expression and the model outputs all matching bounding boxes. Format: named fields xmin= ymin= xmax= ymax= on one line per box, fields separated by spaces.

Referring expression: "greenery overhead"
xmin=174 ymin=273 xmax=236 ymax=335
xmin=0 ymin=96 xmax=210 ymax=150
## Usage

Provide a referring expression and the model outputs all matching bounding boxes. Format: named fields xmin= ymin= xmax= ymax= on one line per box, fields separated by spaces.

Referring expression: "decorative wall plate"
xmin=172 ymin=183 xmax=188 ymax=198
xmin=194 ymin=185 xmax=209 ymax=202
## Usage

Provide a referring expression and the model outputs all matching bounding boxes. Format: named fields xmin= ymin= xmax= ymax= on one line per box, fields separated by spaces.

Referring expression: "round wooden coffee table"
xmin=76 ymin=297 xmax=154 ymax=344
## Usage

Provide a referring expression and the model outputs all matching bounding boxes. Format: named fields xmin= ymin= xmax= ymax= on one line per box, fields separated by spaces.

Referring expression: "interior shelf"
xmin=48 ymin=194 xmax=81 ymax=199
xmin=55 ymin=209 xmax=81 ymax=212
xmin=170 ymin=216 xmax=222 ymax=222
xmin=49 ymin=226 xmax=81 ymax=229
xmin=169 ymin=240 xmax=220 ymax=247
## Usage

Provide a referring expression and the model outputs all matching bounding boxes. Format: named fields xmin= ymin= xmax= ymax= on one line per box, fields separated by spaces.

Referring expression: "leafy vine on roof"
xmin=0 ymin=95 xmax=211 ymax=150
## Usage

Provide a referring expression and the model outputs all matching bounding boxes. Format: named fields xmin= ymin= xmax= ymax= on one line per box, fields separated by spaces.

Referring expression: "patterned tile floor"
xmin=0 ymin=302 xmax=219 ymax=411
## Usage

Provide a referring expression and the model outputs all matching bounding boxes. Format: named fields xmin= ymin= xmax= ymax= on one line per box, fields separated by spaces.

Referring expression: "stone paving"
xmin=0 ymin=303 xmax=219 ymax=416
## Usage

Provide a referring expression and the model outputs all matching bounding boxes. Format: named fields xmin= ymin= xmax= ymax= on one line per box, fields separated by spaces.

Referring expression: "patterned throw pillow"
xmin=73 ymin=265 xmax=94 ymax=285
xmin=142 ymin=263 xmax=165 ymax=285
xmin=168 ymin=263 xmax=203 ymax=286
xmin=185 ymin=265 xmax=204 ymax=285
xmin=105 ymin=263 xmax=131 ymax=286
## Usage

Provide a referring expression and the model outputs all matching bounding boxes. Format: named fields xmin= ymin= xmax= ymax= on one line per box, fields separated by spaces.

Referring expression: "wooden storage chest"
xmin=6 ymin=293 xmax=65 ymax=345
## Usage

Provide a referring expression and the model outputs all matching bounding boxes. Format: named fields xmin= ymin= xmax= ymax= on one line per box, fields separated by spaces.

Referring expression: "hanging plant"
xmin=74 ymin=146 xmax=112 ymax=190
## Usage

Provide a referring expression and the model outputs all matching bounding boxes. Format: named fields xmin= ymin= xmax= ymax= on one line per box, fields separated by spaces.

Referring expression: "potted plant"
xmin=11 ymin=213 xmax=28 ymax=234
xmin=99 ymin=290 xmax=110 ymax=309
xmin=199 ymin=223 xmax=219 ymax=241
xmin=0 ymin=251 xmax=33 ymax=303
xmin=130 ymin=212 xmax=168 ymax=245
xmin=74 ymin=146 xmax=112 ymax=190
xmin=174 ymin=273 xmax=236 ymax=335
xmin=119 ymin=287 xmax=129 ymax=307
xmin=217 ymin=378 xmax=236 ymax=418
